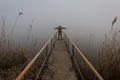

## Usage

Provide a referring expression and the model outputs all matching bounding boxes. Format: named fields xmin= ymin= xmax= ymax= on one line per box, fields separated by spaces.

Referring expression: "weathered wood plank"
xmin=42 ymin=40 xmax=77 ymax=80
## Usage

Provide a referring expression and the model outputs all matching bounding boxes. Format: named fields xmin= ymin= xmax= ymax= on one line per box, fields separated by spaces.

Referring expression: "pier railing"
xmin=16 ymin=33 xmax=57 ymax=80
xmin=16 ymin=32 xmax=103 ymax=80
xmin=63 ymin=32 xmax=103 ymax=80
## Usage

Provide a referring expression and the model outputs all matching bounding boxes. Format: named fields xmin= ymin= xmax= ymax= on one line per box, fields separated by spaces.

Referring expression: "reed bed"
xmin=98 ymin=17 xmax=120 ymax=80
xmin=0 ymin=15 xmax=37 ymax=80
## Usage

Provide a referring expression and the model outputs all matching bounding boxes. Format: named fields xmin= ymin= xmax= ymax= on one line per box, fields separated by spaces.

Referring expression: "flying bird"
xmin=112 ymin=16 xmax=117 ymax=26
xmin=19 ymin=12 xmax=23 ymax=15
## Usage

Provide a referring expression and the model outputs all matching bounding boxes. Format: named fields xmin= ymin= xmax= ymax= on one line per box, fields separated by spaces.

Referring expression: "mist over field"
xmin=0 ymin=0 xmax=120 ymax=79
xmin=1 ymin=0 xmax=120 ymax=60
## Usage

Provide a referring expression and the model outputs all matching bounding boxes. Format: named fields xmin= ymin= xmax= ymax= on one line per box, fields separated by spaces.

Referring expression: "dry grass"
xmin=0 ymin=16 xmax=31 ymax=79
xmin=98 ymin=17 xmax=120 ymax=80
xmin=0 ymin=48 xmax=28 ymax=80
xmin=0 ymin=15 xmax=45 ymax=80
xmin=0 ymin=48 xmax=28 ymax=70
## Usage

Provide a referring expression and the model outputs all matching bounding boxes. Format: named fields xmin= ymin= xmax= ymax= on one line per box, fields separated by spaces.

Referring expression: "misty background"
xmin=0 ymin=0 xmax=120 ymax=61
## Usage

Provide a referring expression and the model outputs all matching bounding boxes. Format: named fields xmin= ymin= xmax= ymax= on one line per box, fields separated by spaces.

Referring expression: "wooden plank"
xmin=41 ymin=40 xmax=77 ymax=80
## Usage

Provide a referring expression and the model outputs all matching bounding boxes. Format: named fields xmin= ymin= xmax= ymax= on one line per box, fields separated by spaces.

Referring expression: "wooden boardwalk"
xmin=16 ymin=32 xmax=103 ymax=80
xmin=42 ymin=40 xmax=78 ymax=80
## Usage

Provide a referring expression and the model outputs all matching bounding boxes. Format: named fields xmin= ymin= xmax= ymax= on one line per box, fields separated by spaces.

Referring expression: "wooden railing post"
xmin=51 ymin=38 xmax=53 ymax=46
xmin=46 ymin=45 xmax=48 ymax=56
xmin=68 ymin=38 xmax=69 ymax=52
xmin=72 ymin=45 xmax=74 ymax=57
xmin=65 ymin=34 xmax=67 ymax=45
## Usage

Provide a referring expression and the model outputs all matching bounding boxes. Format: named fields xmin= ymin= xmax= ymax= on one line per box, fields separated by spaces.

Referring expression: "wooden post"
xmin=46 ymin=45 xmax=48 ymax=56
xmin=68 ymin=38 xmax=69 ymax=53
xmin=51 ymin=38 xmax=53 ymax=46
xmin=72 ymin=45 xmax=74 ymax=57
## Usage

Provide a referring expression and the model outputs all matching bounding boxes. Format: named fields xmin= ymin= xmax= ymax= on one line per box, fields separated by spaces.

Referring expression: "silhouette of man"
xmin=54 ymin=25 xmax=67 ymax=40
xmin=58 ymin=28 xmax=62 ymax=39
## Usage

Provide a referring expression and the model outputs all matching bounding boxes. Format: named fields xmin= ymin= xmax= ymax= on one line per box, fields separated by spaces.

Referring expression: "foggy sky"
xmin=0 ymin=0 xmax=120 ymax=33
xmin=1 ymin=0 xmax=120 ymax=60
xmin=0 ymin=0 xmax=120 ymax=48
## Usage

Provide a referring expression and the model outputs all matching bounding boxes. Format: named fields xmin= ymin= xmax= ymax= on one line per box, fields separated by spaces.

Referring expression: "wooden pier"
xmin=16 ymin=32 xmax=103 ymax=80
xmin=42 ymin=40 xmax=77 ymax=80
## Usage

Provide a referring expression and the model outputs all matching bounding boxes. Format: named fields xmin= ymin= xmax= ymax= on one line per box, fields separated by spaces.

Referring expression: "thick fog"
xmin=0 ymin=0 xmax=120 ymax=60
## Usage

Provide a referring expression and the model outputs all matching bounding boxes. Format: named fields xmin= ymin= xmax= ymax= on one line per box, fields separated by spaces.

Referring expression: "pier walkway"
xmin=16 ymin=32 xmax=103 ymax=80
xmin=42 ymin=40 xmax=77 ymax=80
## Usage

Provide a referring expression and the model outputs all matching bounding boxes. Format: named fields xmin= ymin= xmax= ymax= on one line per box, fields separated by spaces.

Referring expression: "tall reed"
xmin=98 ymin=17 xmax=120 ymax=80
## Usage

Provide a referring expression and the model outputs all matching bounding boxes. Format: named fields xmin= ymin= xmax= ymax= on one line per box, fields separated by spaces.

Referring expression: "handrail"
xmin=63 ymin=33 xmax=103 ymax=80
xmin=70 ymin=38 xmax=103 ymax=80
xmin=16 ymin=32 xmax=103 ymax=80
xmin=16 ymin=34 xmax=56 ymax=80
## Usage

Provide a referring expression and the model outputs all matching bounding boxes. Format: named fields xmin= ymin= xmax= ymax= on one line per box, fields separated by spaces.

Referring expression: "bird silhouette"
xmin=19 ymin=12 xmax=23 ymax=15
xmin=112 ymin=16 xmax=117 ymax=26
